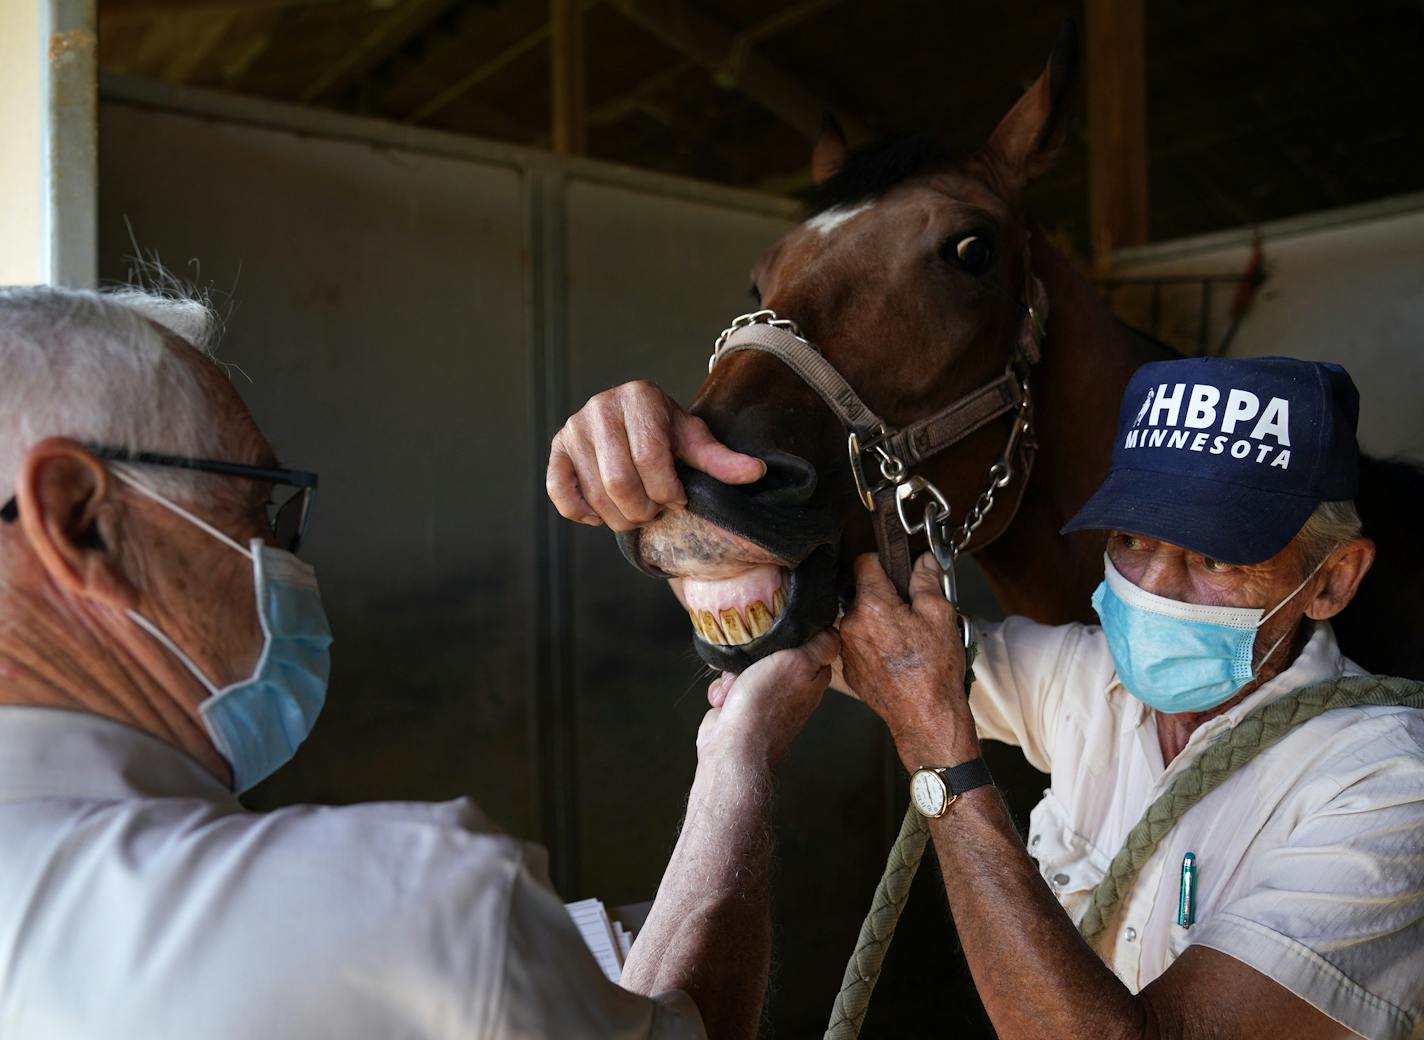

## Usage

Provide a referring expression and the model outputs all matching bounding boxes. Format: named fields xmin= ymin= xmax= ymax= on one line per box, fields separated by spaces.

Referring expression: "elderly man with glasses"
xmin=0 ymin=285 xmax=829 ymax=1039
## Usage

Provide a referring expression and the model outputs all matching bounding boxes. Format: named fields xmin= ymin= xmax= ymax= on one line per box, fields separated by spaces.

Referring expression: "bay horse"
xmin=616 ymin=24 xmax=1423 ymax=683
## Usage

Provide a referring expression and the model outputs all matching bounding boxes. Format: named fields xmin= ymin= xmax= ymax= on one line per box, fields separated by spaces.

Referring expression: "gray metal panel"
xmin=98 ymin=102 xmax=538 ymax=834
xmin=100 ymin=73 xmax=800 ymax=223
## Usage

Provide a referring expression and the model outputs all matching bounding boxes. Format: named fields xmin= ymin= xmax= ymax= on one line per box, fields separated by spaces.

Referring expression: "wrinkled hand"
xmin=546 ymin=380 xmax=765 ymax=531
xmin=697 ymin=629 xmax=840 ymax=769
xmin=839 ymin=553 xmax=977 ymax=768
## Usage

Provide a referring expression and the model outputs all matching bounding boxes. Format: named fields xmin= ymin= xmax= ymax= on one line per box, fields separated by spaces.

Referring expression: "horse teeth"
xmin=699 ymin=610 xmax=727 ymax=645
xmin=746 ymin=601 xmax=773 ymax=636
xmin=720 ymin=608 xmax=751 ymax=645
xmin=689 ymin=590 xmax=787 ymax=645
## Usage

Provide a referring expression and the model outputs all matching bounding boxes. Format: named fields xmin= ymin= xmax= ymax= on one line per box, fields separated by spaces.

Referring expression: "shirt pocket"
xmin=1027 ymin=790 xmax=1112 ymax=926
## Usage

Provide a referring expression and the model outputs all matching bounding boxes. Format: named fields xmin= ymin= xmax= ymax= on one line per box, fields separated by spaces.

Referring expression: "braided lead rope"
xmin=1078 ymin=674 xmax=1424 ymax=950
xmin=824 ymin=645 xmax=981 ymax=1039
xmin=823 ymin=805 xmax=930 ymax=1039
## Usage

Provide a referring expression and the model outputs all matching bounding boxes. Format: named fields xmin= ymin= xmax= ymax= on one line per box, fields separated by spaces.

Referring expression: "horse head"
xmin=619 ymin=26 xmax=1082 ymax=671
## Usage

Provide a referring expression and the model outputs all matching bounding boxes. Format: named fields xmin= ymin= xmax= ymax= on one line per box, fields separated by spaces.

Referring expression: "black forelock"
xmin=808 ymin=134 xmax=956 ymax=216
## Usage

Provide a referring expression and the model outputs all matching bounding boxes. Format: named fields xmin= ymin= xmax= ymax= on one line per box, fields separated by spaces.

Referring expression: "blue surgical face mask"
xmin=1091 ymin=552 xmax=1323 ymax=715
xmin=114 ymin=470 xmax=333 ymax=792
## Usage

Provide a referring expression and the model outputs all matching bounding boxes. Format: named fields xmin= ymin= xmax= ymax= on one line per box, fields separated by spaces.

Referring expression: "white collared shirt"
xmin=970 ymin=618 xmax=1424 ymax=1040
xmin=0 ymin=707 xmax=703 ymax=1040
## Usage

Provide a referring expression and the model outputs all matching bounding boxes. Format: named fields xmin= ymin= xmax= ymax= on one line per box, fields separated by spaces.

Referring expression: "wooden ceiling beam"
xmin=550 ymin=0 xmax=586 ymax=155
xmin=584 ymin=59 xmax=691 ymax=129
xmin=102 ymin=0 xmax=340 ymax=13
xmin=298 ymin=0 xmax=458 ymax=105
xmin=605 ymin=0 xmax=870 ymax=142
xmin=401 ymin=0 xmax=598 ymax=126
xmin=214 ymin=8 xmax=287 ymax=82
xmin=1086 ymin=0 xmax=1149 ymax=271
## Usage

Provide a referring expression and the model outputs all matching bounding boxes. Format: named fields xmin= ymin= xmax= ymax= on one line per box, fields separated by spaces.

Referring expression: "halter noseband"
xmin=706 ymin=245 xmax=1047 ymax=627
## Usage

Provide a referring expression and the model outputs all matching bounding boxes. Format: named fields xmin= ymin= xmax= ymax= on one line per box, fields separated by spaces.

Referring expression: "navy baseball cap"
xmin=1062 ymin=356 xmax=1360 ymax=564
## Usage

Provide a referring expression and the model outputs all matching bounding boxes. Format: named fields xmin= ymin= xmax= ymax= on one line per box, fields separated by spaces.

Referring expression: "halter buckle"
xmin=848 ymin=424 xmax=895 ymax=511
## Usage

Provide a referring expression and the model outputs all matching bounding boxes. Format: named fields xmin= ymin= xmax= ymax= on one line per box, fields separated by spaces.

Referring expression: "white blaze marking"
xmin=805 ymin=201 xmax=873 ymax=237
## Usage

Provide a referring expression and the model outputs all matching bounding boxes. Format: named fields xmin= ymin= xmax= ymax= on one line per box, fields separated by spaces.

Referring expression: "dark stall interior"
xmin=90 ymin=1 xmax=1424 ymax=1035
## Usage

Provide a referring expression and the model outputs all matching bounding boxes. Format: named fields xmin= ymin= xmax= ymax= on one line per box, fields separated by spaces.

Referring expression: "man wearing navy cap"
xmin=555 ymin=355 xmax=1424 ymax=1038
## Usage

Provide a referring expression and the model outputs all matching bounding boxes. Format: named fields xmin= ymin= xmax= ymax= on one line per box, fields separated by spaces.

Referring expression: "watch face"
xmin=910 ymin=769 xmax=948 ymax=818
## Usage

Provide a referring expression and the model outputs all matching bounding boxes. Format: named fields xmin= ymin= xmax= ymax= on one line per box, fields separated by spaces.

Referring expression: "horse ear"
xmin=811 ymin=112 xmax=848 ymax=185
xmin=982 ymin=20 xmax=1080 ymax=195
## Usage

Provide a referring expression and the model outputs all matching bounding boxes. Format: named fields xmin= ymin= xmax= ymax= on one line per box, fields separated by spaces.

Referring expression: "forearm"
xmin=927 ymin=780 xmax=1149 ymax=1039
xmin=622 ymin=753 xmax=773 ymax=1040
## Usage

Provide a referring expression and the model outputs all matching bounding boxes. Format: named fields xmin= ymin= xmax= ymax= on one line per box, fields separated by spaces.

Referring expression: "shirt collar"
xmin=0 ymin=706 xmax=238 ymax=806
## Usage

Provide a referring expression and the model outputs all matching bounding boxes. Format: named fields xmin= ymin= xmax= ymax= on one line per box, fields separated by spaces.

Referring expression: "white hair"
xmin=0 ymin=284 xmax=227 ymax=500
xmin=1295 ymin=499 xmax=1363 ymax=573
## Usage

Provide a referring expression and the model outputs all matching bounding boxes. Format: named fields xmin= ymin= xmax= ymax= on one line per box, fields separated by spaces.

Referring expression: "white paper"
xmin=565 ymin=898 xmax=623 ymax=982
xmin=613 ymin=922 xmax=633 ymax=960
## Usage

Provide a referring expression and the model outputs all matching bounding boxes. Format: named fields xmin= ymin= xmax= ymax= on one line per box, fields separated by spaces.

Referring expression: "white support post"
xmin=42 ymin=0 xmax=98 ymax=288
xmin=0 ymin=0 xmax=98 ymax=288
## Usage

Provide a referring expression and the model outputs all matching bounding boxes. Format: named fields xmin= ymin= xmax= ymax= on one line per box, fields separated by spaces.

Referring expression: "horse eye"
xmin=953 ymin=235 xmax=993 ymax=276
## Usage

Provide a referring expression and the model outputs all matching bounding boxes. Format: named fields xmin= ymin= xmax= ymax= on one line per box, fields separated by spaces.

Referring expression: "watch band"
xmin=936 ymin=758 xmax=993 ymax=797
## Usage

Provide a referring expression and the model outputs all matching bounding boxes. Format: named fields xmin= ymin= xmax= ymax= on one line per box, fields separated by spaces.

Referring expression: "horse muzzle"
xmin=615 ymin=457 xmax=845 ymax=671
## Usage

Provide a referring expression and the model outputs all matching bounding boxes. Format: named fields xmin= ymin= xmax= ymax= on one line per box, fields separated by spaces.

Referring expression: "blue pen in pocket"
xmin=1178 ymin=852 xmax=1197 ymax=927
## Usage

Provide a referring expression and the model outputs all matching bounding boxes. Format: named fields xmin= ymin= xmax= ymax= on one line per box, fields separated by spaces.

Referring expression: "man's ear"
xmin=1305 ymin=538 xmax=1375 ymax=621
xmin=980 ymin=19 xmax=1080 ymax=201
xmin=811 ymin=112 xmax=849 ymax=186
xmin=14 ymin=438 xmax=137 ymax=612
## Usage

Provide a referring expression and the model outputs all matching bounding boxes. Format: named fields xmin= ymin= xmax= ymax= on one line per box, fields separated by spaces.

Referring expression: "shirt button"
xmin=1124 ymin=927 xmax=1138 ymax=942
xmin=1052 ymin=872 xmax=1070 ymax=886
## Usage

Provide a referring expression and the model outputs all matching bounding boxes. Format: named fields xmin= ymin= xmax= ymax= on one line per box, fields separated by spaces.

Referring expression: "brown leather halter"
xmin=707 ymin=246 xmax=1048 ymax=616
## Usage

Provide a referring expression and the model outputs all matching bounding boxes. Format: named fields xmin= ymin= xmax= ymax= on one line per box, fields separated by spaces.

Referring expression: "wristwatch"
xmin=909 ymin=759 xmax=994 ymax=818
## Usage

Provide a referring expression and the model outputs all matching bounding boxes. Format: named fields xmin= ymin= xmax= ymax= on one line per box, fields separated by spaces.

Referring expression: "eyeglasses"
xmin=0 ymin=445 xmax=319 ymax=553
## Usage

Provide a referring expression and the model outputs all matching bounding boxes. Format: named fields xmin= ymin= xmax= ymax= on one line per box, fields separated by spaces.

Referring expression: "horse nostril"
xmin=749 ymin=451 xmax=819 ymax=507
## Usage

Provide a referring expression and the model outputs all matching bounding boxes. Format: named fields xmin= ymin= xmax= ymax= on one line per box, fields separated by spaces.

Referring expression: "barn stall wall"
xmin=1110 ymin=191 xmax=1424 ymax=463
xmin=97 ymin=77 xmax=967 ymax=1035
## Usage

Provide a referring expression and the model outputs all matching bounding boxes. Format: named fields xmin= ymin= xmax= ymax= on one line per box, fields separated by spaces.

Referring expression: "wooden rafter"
xmin=605 ymin=0 xmax=870 ymax=142
xmin=1086 ymin=0 xmax=1149 ymax=270
xmin=298 ymin=0 xmax=458 ymax=104
xmin=102 ymin=0 xmax=339 ymax=13
xmin=401 ymin=0 xmax=598 ymax=126
xmin=550 ymin=0 xmax=586 ymax=155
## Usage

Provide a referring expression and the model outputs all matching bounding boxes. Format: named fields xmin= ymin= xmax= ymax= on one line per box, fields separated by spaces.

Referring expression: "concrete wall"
xmin=1111 ymin=193 xmax=1424 ymax=462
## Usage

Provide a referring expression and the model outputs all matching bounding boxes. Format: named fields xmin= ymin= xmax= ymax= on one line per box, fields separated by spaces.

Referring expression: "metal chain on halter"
xmin=880 ymin=378 xmax=1033 ymax=637
xmin=709 ymin=309 xmax=806 ymax=372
